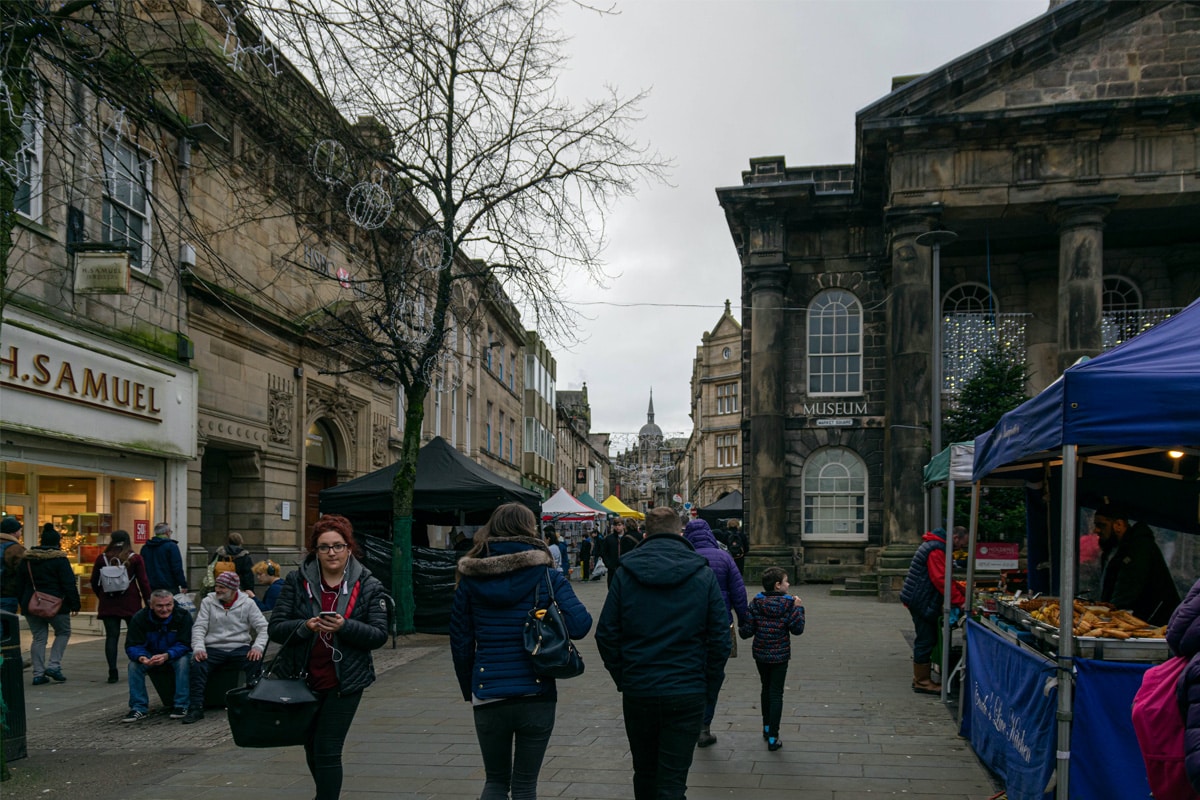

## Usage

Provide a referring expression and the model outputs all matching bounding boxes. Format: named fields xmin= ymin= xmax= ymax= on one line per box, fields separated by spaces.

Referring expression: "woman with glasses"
xmin=268 ymin=514 xmax=388 ymax=800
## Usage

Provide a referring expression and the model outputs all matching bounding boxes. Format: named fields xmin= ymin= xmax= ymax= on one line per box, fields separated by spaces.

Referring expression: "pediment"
xmin=860 ymin=1 xmax=1195 ymax=124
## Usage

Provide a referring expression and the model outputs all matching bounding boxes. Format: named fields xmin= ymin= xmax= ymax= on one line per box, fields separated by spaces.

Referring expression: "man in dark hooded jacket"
xmin=142 ymin=522 xmax=188 ymax=594
xmin=597 ymin=507 xmax=730 ymax=800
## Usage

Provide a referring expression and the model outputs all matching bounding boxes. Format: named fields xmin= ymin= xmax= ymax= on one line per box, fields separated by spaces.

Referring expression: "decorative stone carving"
xmin=269 ymin=374 xmax=294 ymax=445
xmin=372 ymin=414 xmax=389 ymax=467
xmin=306 ymin=383 xmax=367 ymax=450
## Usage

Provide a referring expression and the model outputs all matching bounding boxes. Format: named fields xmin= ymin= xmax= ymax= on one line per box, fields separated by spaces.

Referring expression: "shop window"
xmin=102 ymin=138 xmax=152 ymax=272
xmin=807 ymin=290 xmax=862 ymax=396
xmin=802 ymin=448 xmax=867 ymax=542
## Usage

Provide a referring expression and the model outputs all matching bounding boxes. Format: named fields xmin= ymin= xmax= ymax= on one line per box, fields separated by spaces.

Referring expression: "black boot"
xmin=697 ymin=725 xmax=717 ymax=748
xmin=108 ymin=668 xmax=119 ymax=684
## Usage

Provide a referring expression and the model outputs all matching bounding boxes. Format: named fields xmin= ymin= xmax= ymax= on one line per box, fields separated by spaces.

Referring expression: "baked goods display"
xmin=1019 ymin=598 xmax=1166 ymax=640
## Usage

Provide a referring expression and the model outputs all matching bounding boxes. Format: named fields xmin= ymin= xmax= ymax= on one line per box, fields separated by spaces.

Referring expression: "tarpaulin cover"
xmin=577 ymin=492 xmax=615 ymax=517
xmin=602 ymin=495 xmax=644 ymax=520
xmin=1070 ymin=657 xmax=1154 ymax=800
xmin=974 ymin=297 xmax=1200 ymax=481
xmin=541 ymin=487 xmax=601 ymax=520
xmin=964 ymin=621 xmax=1057 ymax=800
xmin=412 ymin=547 xmax=458 ymax=635
xmin=922 ymin=442 xmax=975 ymax=488
xmin=319 ymin=436 xmax=541 ymax=518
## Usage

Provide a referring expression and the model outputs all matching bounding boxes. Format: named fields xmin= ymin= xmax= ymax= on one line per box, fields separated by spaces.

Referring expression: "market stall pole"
xmin=1054 ymin=446 xmax=1079 ymax=800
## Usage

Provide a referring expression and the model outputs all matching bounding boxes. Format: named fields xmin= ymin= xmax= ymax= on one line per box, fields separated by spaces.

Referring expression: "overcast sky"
xmin=545 ymin=0 xmax=1049 ymax=451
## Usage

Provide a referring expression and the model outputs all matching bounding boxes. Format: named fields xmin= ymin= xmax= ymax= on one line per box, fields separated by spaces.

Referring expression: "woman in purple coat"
xmin=90 ymin=530 xmax=152 ymax=683
xmin=683 ymin=517 xmax=749 ymax=747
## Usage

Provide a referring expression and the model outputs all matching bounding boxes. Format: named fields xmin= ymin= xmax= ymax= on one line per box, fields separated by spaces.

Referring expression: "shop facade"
xmin=0 ymin=308 xmax=196 ymax=616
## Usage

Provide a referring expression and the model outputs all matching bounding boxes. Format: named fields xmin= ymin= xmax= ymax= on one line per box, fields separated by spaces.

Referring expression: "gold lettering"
xmin=32 ymin=353 xmax=50 ymax=385
xmin=54 ymin=362 xmax=77 ymax=394
xmin=112 ymin=377 xmax=130 ymax=406
xmin=133 ymin=383 xmax=146 ymax=411
xmin=0 ymin=346 xmax=16 ymax=379
xmin=82 ymin=369 xmax=109 ymax=401
xmin=148 ymin=386 xmax=161 ymax=414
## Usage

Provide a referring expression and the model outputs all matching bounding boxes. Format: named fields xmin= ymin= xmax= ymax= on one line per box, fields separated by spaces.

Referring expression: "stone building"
xmin=612 ymin=393 xmax=685 ymax=515
xmin=683 ymin=300 xmax=744 ymax=508
xmin=717 ymin=0 xmax=1200 ymax=586
xmin=555 ymin=384 xmax=610 ymax=500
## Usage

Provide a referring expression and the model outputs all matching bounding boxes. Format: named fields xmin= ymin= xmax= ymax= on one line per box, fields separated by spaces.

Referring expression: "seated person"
xmin=252 ymin=559 xmax=284 ymax=612
xmin=123 ymin=590 xmax=192 ymax=722
xmin=183 ymin=571 xmax=267 ymax=724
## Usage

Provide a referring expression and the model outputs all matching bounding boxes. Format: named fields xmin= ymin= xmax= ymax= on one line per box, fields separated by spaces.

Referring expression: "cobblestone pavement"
xmin=4 ymin=582 xmax=1000 ymax=800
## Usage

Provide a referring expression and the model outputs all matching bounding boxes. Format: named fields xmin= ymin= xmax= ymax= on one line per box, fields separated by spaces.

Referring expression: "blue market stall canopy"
xmin=972 ymin=298 xmax=1200 ymax=533
xmin=319 ymin=436 xmax=541 ymax=517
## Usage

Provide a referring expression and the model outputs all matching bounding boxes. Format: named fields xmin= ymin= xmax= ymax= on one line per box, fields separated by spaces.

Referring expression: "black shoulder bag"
xmin=225 ymin=624 xmax=319 ymax=748
xmin=523 ymin=568 xmax=585 ymax=679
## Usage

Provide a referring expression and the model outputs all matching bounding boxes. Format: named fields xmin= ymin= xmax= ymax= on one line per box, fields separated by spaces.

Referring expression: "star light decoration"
xmin=216 ymin=3 xmax=281 ymax=77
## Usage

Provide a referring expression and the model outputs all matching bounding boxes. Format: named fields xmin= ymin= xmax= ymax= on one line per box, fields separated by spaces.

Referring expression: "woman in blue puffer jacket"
xmin=1168 ymin=577 xmax=1200 ymax=794
xmin=683 ymin=517 xmax=749 ymax=747
xmin=451 ymin=503 xmax=592 ymax=800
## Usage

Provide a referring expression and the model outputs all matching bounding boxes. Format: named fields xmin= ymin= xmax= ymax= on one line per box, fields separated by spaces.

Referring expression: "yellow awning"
xmin=601 ymin=495 xmax=644 ymax=520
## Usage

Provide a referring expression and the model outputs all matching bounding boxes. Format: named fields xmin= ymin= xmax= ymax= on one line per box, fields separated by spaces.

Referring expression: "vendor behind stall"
xmin=1094 ymin=503 xmax=1180 ymax=626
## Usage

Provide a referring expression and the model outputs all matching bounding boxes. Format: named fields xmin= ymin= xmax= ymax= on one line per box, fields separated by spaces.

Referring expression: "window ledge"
xmin=131 ymin=269 xmax=164 ymax=291
xmin=15 ymin=215 xmax=54 ymax=240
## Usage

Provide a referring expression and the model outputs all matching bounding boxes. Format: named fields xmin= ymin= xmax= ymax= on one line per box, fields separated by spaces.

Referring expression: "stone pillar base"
xmin=742 ymin=547 xmax=798 ymax=587
xmin=877 ymin=543 xmax=920 ymax=603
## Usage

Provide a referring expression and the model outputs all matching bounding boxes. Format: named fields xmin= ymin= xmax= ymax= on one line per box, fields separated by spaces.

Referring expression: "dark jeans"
xmin=473 ymin=698 xmax=556 ymax=800
xmin=910 ymin=608 xmax=939 ymax=665
xmin=188 ymin=645 xmax=262 ymax=710
xmin=622 ymin=693 xmax=706 ymax=800
xmin=305 ymin=689 xmax=363 ymax=800
xmin=755 ymin=660 xmax=788 ymax=738
xmin=102 ymin=617 xmax=131 ymax=672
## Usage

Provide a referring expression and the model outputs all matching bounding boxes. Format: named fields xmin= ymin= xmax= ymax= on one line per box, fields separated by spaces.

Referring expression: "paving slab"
xmin=2 ymin=580 xmax=1001 ymax=799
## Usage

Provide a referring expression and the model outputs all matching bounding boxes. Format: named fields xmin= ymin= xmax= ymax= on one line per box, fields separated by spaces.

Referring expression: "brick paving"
xmin=3 ymin=581 xmax=1001 ymax=800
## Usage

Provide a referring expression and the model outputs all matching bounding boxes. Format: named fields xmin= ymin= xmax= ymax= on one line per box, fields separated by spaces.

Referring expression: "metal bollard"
xmin=1 ymin=608 xmax=28 ymax=764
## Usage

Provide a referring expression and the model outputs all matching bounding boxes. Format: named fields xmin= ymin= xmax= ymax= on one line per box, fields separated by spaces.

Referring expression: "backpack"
xmin=213 ymin=553 xmax=237 ymax=578
xmin=727 ymin=534 xmax=745 ymax=560
xmin=98 ymin=555 xmax=132 ymax=594
xmin=1132 ymin=654 xmax=1193 ymax=800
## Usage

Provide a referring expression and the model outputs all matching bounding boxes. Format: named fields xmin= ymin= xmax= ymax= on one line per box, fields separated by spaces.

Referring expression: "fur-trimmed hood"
xmin=456 ymin=536 xmax=554 ymax=610
xmin=23 ymin=547 xmax=68 ymax=561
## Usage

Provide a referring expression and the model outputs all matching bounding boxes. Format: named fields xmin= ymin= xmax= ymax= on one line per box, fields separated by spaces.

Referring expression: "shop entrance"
xmin=305 ymin=466 xmax=337 ymax=537
xmin=305 ymin=419 xmax=340 ymax=537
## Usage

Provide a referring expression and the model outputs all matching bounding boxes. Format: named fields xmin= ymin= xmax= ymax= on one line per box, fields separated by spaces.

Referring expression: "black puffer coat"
xmin=267 ymin=555 xmax=388 ymax=695
xmin=18 ymin=547 xmax=81 ymax=615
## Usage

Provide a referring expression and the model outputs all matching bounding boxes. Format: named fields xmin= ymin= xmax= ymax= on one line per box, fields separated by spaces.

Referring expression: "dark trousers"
xmin=305 ymin=689 xmax=363 ymax=800
xmin=188 ymin=645 xmax=262 ymax=711
xmin=102 ymin=617 xmax=131 ymax=672
xmin=755 ymin=660 xmax=788 ymax=738
xmin=909 ymin=608 xmax=939 ymax=665
xmin=473 ymin=698 xmax=556 ymax=800
xmin=622 ymin=692 xmax=706 ymax=800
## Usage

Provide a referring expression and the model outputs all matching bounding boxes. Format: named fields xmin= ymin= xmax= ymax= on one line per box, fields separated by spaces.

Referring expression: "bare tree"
xmin=239 ymin=0 xmax=667 ymax=631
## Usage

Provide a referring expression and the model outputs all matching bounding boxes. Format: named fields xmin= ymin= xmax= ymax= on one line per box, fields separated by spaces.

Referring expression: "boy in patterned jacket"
xmin=739 ymin=567 xmax=805 ymax=751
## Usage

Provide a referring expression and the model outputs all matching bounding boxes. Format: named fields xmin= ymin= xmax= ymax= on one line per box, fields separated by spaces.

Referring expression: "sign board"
xmin=975 ymin=542 xmax=1019 ymax=571
xmin=133 ymin=520 xmax=150 ymax=544
xmin=74 ymin=250 xmax=131 ymax=294
xmin=575 ymin=468 xmax=586 ymax=484
xmin=815 ymin=418 xmax=854 ymax=427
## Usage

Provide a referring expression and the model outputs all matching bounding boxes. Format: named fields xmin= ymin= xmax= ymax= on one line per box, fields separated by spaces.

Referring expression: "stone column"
xmin=883 ymin=213 xmax=937 ymax=549
xmin=746 ymin=261 xmax=789 ymax=554
xmin=1024 ymin=263 xmax=1058 ymax=396
xmin=1056 ymin=200 xmax=1111 ymax=374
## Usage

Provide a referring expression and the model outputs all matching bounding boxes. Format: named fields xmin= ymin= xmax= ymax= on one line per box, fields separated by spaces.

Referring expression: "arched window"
xmin=305 ymin=420 xmax=337 ymax=468
xmin=802 ymin=448 xmax=867 ymax=542
xmin=807 ymin=290 xmax=862 ymax=396
xmin=942 ymin=283 xmax=1001 ymax=394
xmin=1102 ymin=276 xmax=1143 ymax=349
xmin=942 ymin=282 xmax=996 ymax=315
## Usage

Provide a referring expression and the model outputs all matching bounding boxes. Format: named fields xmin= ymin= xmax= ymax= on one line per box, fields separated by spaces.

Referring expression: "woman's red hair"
xmin=307 ymin=514 xmax=361 ymax=558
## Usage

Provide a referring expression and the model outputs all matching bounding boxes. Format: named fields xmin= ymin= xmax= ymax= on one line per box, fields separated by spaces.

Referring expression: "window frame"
xmin=806 ymin=289 xmax=863 ymax=397
xmin=101 ymin=137 xmax=153 ymax=273
xmin=13 ymin=94 xmax=43 ymax=222
xmin=801 ymin=447 xmax=868 ymax=543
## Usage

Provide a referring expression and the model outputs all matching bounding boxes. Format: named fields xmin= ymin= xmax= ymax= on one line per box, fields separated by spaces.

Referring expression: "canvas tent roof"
xmin=923 ymin=443 xmax=976 ymax=488
xmin=577 ymin=492 xmax=615 ymax=517
xmin=541 ymin=487 xmax=602 ymax=521
xmin=698 ymin=490 xmax=743 ymax=516
xmin=319 ymin=436 xmax=541 ymax=517
xmin=602 ymin=495 xmax=644 ymax=520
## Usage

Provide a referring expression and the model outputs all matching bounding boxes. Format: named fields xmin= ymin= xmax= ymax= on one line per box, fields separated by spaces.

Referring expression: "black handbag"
xmin=225 ymin=627 xmax=319 ymax=748
xmin=523 ymin=569 xmax=585 ymax=679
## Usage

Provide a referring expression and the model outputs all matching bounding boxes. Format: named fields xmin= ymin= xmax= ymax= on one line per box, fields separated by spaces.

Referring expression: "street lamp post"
xmin=914 ymin=229 xmax=957 ymax=529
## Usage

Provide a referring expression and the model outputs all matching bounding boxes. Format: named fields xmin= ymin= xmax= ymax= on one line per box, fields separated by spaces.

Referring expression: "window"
xmin=942 ymin=283 xmax=1001 ymax=395
xmin=508 ymin=354 xmax=516 ymax=391
xmin=396 ymin=385 xmax=406 ymax=436
xmin=1102 ymin=276 xmax=1143 ymax=349
xmin=450 ymin=390 xmax=457 ymax=447
xmin=498 ymin=410 xmax=505 ymax=457
xmin=497 ymin=345 xmax=505 ymax=381
xmin=802 ymin=448 xmax=867 ymax=542
xmin=466 ymin=393 xmax=474 ymax=451
xmin=807 ymin=290 xmax=862 ymax=396
xmin=486 ymin=401 xmax=493 ymax=451
xmin=13 ymin=98 xmax=42 ymax=221
xmin=102 ymin=139 xmax=152 ymax=272
xmin=486 ymin=331 xmax=494 ymax=371
xmin=716 ymin=383 xmax=739 ymax=415
xmin=943 ymin=283 xmax=996 ymax=315
xmin=716 ymin=434 xmax=739 ymax=467
xmin=433 ymin=378 xmax=442 ymax=436
xmin=508 ymin=418 xmax=514 ymax=462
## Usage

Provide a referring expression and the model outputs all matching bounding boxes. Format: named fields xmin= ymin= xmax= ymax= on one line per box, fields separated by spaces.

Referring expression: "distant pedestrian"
xmin=268 ymin=514 xmax=388 ymax=800
xmin=208 ymin=532 xmax=255 ymax=595
xmin=142 ymin=522 xmax=188 ymax=594
xmin=90 ymin=529 xmax=152 ymax=683
xmin=739 ymin=567 xmax=805 ymax=751
xmin=544 ymin=529 xmax=563 ymax=573
xmin=726 ymin=519 xmax=749 ymax=574
xmin=451 ymin=503 xmax=592 ymax=800
xmin=578 ymin=530 xmax=594 ymax=581
xmin=683 ymin=517 xmax=748 ymax=748
xmin=19 ymin=524 xmax=80 ymax=685
xmin=596 ymin=507 xmax=730 ymax=800
xmin=0 ymin=516 xmax=27 ymax=644
xmin=900 ymin=527 xmax=966 ymax=695
xmin=599 ymin=519 xmax=640 ymax=587
xmin=251 ymin=559 xmax=284 ymax=612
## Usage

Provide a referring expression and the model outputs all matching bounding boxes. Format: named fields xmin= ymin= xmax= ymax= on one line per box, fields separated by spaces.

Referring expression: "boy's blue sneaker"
xmin=767 ymin=737 xmax=783 ymax=752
